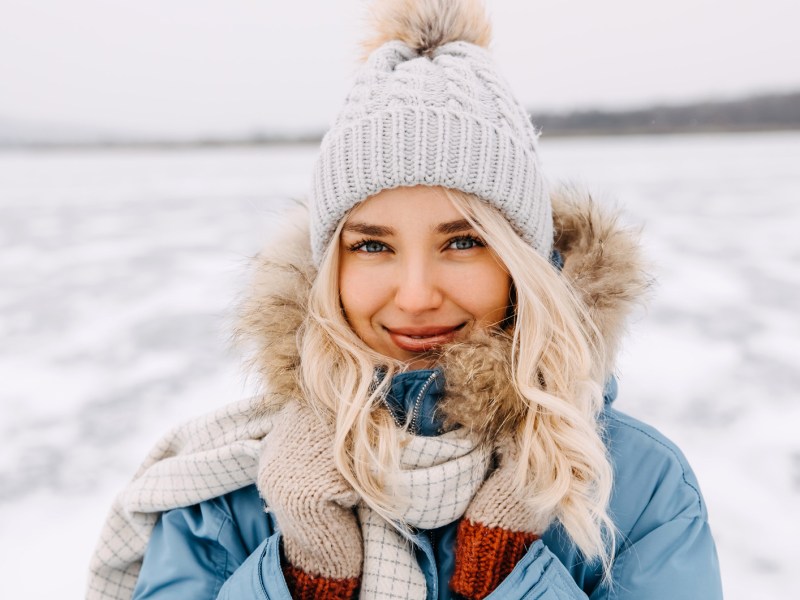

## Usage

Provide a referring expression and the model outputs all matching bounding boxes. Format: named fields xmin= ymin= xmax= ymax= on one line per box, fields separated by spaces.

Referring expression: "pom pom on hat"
xmin=309 ymin=0 xmax=552 ymax=264
xmin=361 ymin=0 xmax=492 ymax=59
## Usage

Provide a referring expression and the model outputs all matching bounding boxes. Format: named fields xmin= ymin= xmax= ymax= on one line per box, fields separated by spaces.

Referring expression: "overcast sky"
xmin=1 ymin=0 xmax=797 ymax=138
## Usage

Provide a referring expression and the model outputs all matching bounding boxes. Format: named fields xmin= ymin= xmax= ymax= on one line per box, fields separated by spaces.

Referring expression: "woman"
xmin=88 ymin=1 xmax=723 ymax=599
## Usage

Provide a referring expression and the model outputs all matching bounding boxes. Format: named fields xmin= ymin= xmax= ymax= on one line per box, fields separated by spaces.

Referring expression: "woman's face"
xmin=339 ymin=186 xmax=512 ymax=369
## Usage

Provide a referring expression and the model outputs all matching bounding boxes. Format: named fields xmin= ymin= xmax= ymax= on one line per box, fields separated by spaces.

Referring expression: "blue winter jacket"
xmin=132 ymin=371 xmax=723 ymax=599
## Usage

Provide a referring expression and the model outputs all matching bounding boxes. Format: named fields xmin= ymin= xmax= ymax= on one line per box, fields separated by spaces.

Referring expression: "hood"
xmin=235 ymin=187 xmax=651 ymax=413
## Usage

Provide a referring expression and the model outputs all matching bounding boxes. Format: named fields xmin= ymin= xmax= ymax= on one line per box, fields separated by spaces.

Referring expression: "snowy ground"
xmin=1 ymin=133 xmax=798 ymax=598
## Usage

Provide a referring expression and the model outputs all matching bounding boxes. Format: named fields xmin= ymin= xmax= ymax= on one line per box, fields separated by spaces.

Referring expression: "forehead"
xmin=345 ymin=185 xmax=462 ymax=225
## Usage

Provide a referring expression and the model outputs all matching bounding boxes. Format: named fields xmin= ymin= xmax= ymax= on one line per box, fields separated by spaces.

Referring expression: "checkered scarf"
xmin=86 ymin=396 xmax=490 ymax=600
xmin=359 ymin=430 xmax=490 ymax=599
xmin=86 ymin=396 xmax=274 ymax=599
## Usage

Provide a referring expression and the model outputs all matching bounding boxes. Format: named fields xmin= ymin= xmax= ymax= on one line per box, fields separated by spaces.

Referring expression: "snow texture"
xmin=1 ymin=133 xmax=798 ymax=598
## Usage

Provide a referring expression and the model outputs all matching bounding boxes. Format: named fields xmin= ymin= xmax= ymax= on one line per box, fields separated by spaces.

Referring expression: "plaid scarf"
xmin=358 ymin=430 xmax=490 ymax=599
xmin=86 ymin=397 xmax=490 ymax=600
xmin=87 ymin=396 xmax=272 ymax=599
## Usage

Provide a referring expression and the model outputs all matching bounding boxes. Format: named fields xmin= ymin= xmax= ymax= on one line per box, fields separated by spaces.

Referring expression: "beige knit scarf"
xmin=86 ymin=395 xmax=490 ymax=600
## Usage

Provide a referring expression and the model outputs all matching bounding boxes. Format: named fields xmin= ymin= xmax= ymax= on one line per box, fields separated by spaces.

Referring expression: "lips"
xmin=386 ymin=324 xmax=465 ymax=353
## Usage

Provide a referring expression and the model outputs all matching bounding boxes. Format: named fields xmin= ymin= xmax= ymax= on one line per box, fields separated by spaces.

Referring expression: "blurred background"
xmin=1 ymin=1 xmax=798 ymax=597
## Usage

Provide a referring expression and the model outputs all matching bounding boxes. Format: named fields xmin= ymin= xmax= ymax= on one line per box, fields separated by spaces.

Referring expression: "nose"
xmin=393 ymin=255 xmax=443 ymax=315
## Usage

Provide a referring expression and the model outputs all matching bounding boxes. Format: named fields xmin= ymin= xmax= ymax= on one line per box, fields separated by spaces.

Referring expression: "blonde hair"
xmin=299 ymin=188 xmax=615 ymax=574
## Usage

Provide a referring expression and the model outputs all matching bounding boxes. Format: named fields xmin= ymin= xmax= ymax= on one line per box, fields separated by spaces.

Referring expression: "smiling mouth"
xmin=386 ymin=323 xmax=466 ymax=353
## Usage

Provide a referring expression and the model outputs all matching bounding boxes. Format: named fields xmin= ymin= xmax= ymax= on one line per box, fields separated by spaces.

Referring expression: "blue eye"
xmin=448 ymin=236 xmax=483 ymax=250
xmin=351 ymin=240 xmax=388 ymax=253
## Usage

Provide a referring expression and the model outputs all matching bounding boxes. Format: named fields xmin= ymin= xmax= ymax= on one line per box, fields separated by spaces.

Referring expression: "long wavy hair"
xmin=298 ymin=188 xmax=615 ymax=575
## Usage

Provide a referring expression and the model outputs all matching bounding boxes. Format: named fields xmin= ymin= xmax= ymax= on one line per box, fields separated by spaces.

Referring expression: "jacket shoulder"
xmin=211 ymin=484 xmax=272 ymax=547
xmin=133 ymin=485 xmax=278 ymax=599
xmin=601 ymin=408 xmax=709 ymax=535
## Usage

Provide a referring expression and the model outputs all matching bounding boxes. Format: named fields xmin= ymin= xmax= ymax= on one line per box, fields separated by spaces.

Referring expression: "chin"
xmin=403 ymin=356 xmax=437 ymax=371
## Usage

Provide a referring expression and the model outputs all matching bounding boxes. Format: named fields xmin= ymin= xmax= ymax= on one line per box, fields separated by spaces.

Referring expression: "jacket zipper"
xmin=429 ymin=527 xmax=438 ymax=554
xmin=376 ymin=370 xmax=406 ymax=429
xmin=409 ymin=371 xmax=438 ymax=435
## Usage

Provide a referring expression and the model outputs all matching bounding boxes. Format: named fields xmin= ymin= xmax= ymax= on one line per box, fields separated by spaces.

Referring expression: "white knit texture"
xmin=311 ymin=40 xmax=551 ymax=263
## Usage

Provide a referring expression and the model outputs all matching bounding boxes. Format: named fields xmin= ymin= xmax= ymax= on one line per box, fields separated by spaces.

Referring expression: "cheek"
xmin=465 ymin=265 xmax=512 ymax=322
xmin=339 ymin=262 xmax=382 ymax=328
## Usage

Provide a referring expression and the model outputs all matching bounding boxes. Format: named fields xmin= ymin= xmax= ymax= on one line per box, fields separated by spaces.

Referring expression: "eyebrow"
xmin=435 ymin=219 xmax=474 ymax=235
xmin=342 ymin=219 xmax=475 ymax=237
xmin=343 ymin=222 xmax=395 ymax=236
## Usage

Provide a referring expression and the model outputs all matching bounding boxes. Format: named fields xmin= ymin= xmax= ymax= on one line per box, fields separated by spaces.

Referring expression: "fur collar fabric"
xmin=236 ymin=186 xmax=651 ymax=414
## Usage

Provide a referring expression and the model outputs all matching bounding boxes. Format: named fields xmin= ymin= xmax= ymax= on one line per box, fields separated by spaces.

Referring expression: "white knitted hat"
xmin=309 ymin=0 xmax=551 ymax=264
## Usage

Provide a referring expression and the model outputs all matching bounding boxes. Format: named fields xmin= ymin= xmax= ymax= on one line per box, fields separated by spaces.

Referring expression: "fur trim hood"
xmin=236 ymin=187 xmax=651 ymax=424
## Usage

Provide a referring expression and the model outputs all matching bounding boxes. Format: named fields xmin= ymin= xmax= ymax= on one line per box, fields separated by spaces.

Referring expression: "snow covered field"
xmin=1 ymin=132 xmax=798 ymax=598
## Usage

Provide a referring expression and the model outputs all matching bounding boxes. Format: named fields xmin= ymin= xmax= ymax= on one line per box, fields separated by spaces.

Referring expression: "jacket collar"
xmin=381 ymin=369 xmax=618 ymax=438
xmin=382 ymin=369 xmax=445 ymax=436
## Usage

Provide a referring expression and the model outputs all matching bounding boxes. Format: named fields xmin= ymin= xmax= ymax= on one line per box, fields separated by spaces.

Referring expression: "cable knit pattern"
xmin=310 ymin=39 xmax=551 ymax=264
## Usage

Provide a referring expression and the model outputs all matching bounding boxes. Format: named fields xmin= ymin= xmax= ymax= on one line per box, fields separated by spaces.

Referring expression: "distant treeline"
xmin=532 ymin=91 xmax=800 ymax=136
xmin=4 ymin=91 xmax=799 ymax=150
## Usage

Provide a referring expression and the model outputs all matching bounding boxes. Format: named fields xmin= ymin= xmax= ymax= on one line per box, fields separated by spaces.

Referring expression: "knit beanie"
xmin=309 ymin=0 xmax=552 ymax=265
